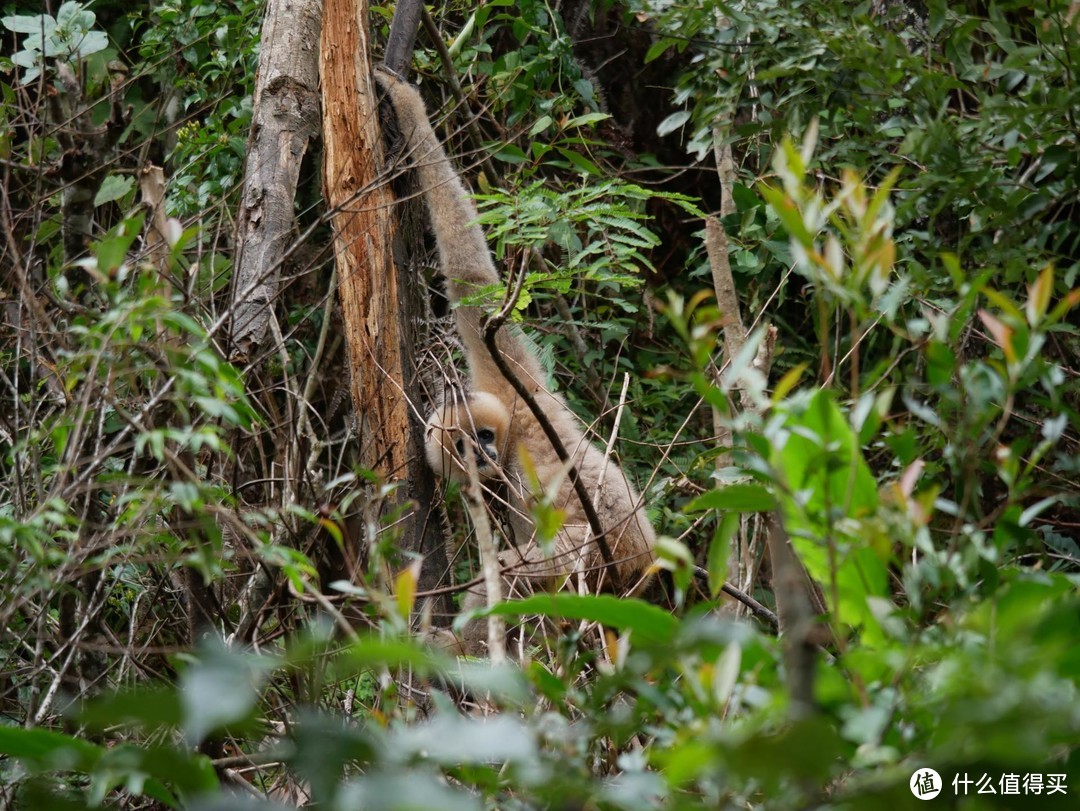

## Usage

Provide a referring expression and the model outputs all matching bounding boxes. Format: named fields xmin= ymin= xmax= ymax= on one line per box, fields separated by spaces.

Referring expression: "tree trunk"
xmin=384 ymin=0 xmax=424 ymax=76
xmin=321 ymin=0 xmax=452 ymax=621
xmin=230 ymin=0 xmax=323 ymax=359
xmin=321 ymin=0 xmax=406 ymax=475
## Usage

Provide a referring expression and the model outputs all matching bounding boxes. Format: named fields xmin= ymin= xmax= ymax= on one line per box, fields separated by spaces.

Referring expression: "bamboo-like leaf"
xmin=1025 ymin=264 xmax=1054 ymax=326
xmin=977 ymin=309 xmax=1016 ymax=366
xmin=760 ymin=183 xmax=814 ymax=247
xmin=395 ymin=558 xmax=422 ymax=620
xmin=771 ymin=362 xmax=808 ymax=403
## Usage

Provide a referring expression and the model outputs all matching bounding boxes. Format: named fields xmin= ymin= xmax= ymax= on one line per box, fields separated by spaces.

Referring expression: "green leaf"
xmin=344 ymin=772 xmax=482 ymax=811
xmin=94 ymin=174 xmax=134 ymax=207
xmin=555 ymin=147 xmax=601 ymax=175
xmin=101 ymin=744 xmax=214 ymax=803
xmin=92 ymin=211 xmax=146 ymax=274
xmin=56 ymin=2 xmax=95 ymax=31
xmin=75 ymin=29 xmax=107 ymax=58
xmin=759 ymin=183 xmax=815 ymax=247
xmin=564 ymin=112 xmax=610 ymax=129
xmin=644 ymin=37 xmax=676 ymax=63
xmin=0 ymin=727 xmax=191 ymax=808
xmin=79 ymin=686 xmax=183 ymax=732
xmin=925 ymin=340 xmax=956 ymax=387
xmin=529 ymin=114 xmax=553 ymax=137
xmin=657 ymin=110 xmax=691 ymax=137
xmin=771 ymin=390 xmax=889 ymax=643
xmin=180 ymin=640 xmax=274 ymax=746
xmin=388 ymin=714 xmax=537 ymax=765
xmin=725 ymin=716 xmax=844 ymax=788
xmin=493 ymin=144 xmax=529 ymax=164
xmin=0 ymin=726 xmax=103 ymax=772
xmin=2 ymin=14 xmax=55 ymax=36
xmin=688 ymin=483 xmax=778 ymax=513
xmin=707 ymin=512 xmax=739 ymax=598
xmin=478 ymin=593 xmax=678 ymax=646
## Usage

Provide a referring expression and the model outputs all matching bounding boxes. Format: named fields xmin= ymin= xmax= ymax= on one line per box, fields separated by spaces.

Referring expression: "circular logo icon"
xmin=910 ymin=768 xmax=943 ymax=800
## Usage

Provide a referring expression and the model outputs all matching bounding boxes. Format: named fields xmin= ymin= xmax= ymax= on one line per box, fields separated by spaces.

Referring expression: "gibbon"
xmin=377 ymin=69 xmax=657 ymax=655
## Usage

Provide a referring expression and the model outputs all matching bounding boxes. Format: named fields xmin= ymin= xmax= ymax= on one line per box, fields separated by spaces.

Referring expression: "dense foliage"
xmin=1 ymin=0 xmax=1077 ymax=809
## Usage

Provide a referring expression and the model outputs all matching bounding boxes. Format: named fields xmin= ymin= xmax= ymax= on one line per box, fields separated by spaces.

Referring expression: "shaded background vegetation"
xmin=0 ymin=0 xmax=1078 ymax=808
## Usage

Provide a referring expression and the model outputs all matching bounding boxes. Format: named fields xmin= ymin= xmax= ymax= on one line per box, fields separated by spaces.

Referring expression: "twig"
xmin=461 ymin=455 xmax=506 ymax=664
xmin=288 ymin=578 xmax=360 ymax=644
xmin=298 ymin=265 xmax=338 ymax=471
xmin=594 ymin=374 xmax=630 ymax=501
xmin=694 ymin=566 xmax=778 ymax=630
xmin=211 ymin=750 xmax=289 ymax=769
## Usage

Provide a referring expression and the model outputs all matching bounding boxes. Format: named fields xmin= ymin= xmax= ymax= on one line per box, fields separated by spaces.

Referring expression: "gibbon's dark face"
xmin=454 ymin=427 xmax=498 ymax=474
xmin=425 ymin=392 xmax=511 ymax=483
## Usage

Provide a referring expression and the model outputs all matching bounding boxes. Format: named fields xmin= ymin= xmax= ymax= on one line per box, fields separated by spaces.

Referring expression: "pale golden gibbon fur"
xmin=377 ymin=69 xmax=657 ymax=655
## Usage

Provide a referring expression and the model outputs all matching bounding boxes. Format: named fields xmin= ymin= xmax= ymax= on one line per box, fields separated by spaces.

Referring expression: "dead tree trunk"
xmin=321 ymin=0 xmax=405 ymax=473
xmin=229 ymin=0 xmax=323 ymax=359
xmin=320 ymin=0 xmax=452 ymax=622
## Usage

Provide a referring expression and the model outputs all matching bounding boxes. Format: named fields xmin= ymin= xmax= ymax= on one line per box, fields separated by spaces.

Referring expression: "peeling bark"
xmin=321 ymin=0 xmax=453 ymax=621
xmin=321 ymin=0 xmax=406 ymax=478
xmin=138 ymin=165 xmax=170 ymax=287
xmin=230 ymin=0 xmax=323 ymax=360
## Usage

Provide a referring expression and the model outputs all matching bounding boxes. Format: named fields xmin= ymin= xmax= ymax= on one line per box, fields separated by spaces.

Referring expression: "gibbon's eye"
xmin=476 ymin=428 xmax=495 ymax=444
xmin=454 ymin=438 xmax=466 ymax=457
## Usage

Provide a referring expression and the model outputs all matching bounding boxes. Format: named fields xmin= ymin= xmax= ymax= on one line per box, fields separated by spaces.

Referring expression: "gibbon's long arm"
xmin=377 ymin=71 xmax=546 ymax=394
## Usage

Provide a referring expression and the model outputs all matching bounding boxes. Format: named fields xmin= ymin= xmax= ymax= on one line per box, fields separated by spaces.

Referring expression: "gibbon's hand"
xmin=374 ymin=65 xmax=431 ymax=150
xmin=374 ymin=63 xmax=405 ymax=83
